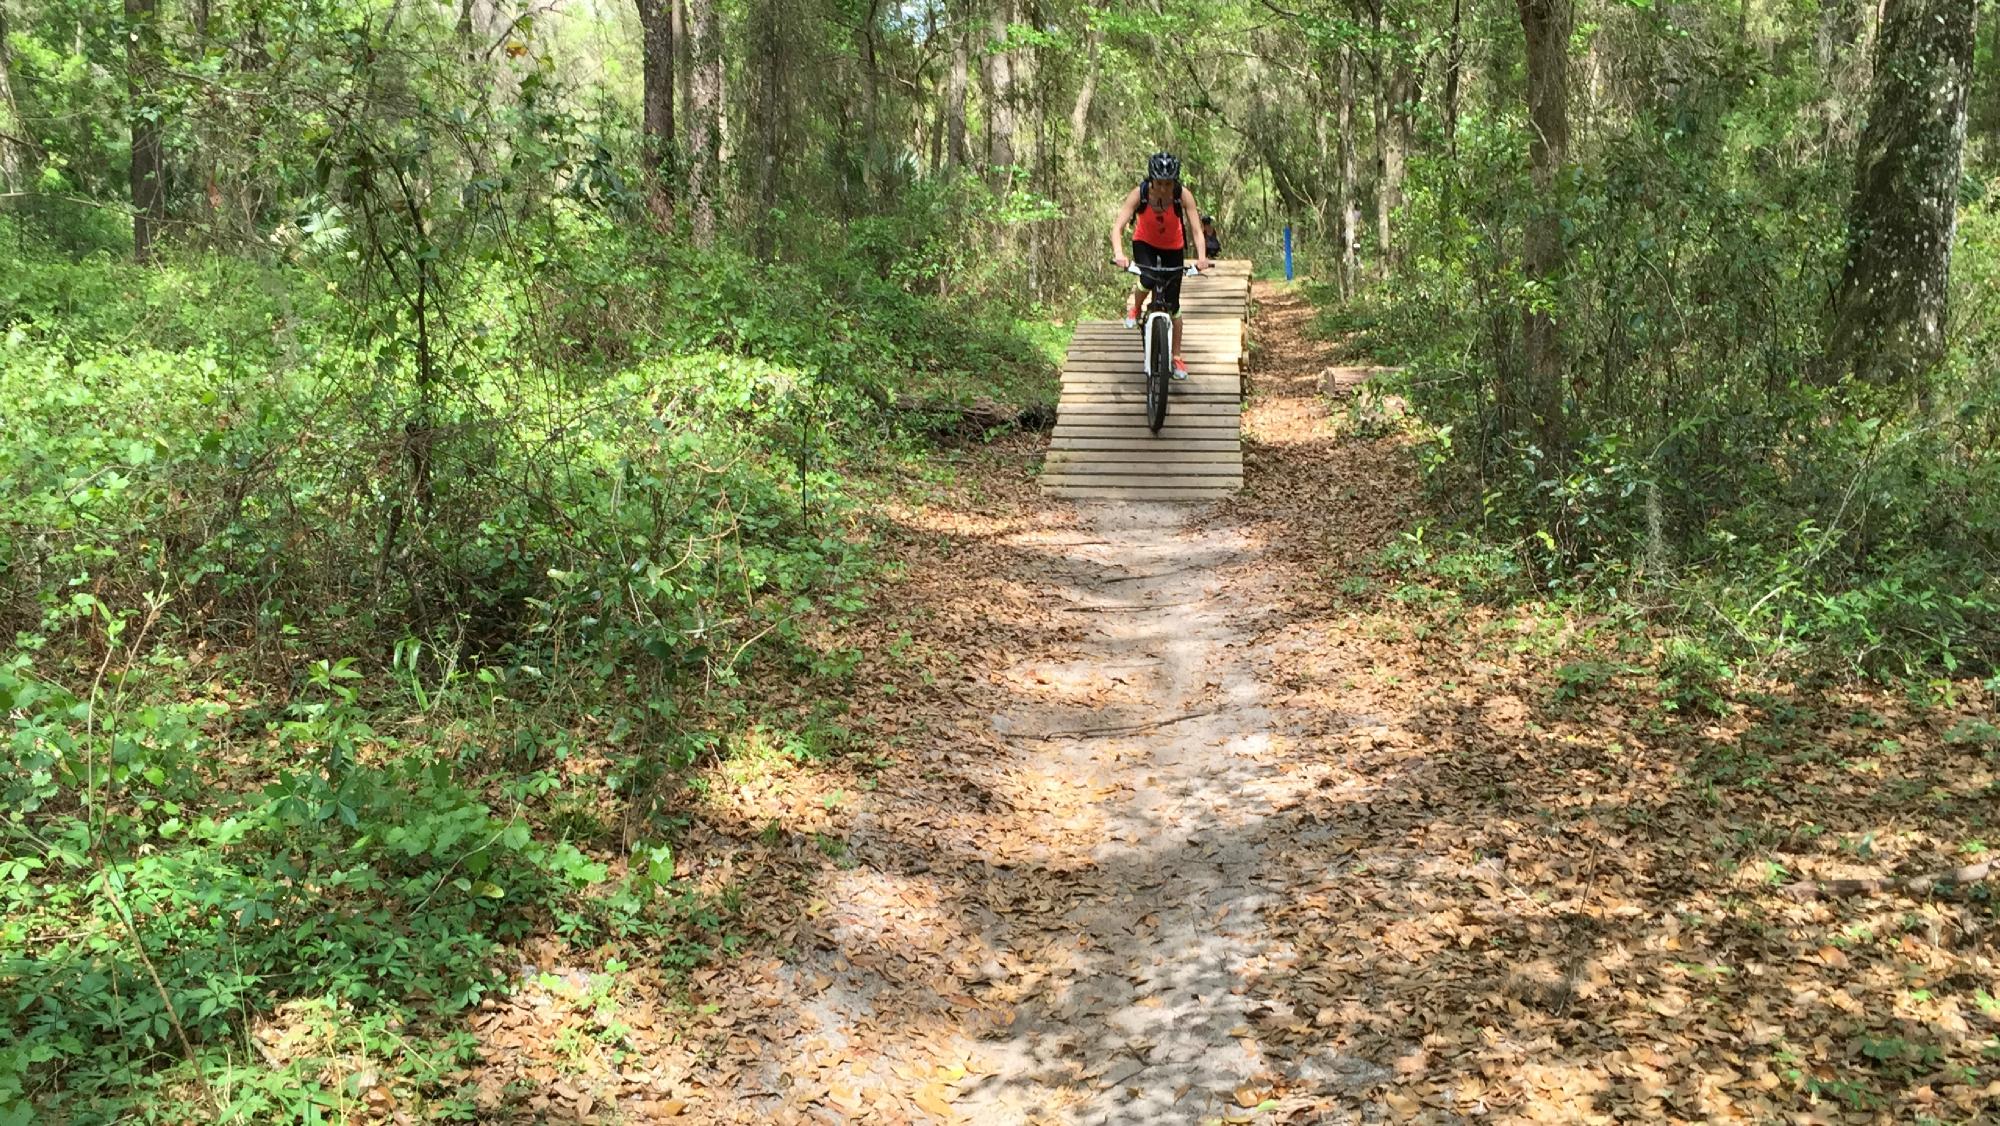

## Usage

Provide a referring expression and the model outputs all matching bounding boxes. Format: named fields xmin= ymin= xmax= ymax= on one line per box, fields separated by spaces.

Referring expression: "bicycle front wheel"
xmin=1146 ymin=319 xmax=1170 ymax=434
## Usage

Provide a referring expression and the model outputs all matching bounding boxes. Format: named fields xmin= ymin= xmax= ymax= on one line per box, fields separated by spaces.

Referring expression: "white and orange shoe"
xmin=1124 ymin=293 xmax=1140 ymax=329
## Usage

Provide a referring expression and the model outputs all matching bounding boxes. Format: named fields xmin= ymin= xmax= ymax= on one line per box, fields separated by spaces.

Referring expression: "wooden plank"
xmin=1047 ymin=489 xmax=1236 ymax=501
xmin=1066 ymin=339 xmax=1241 ymax=348
xmin=1053 ymin=430 xmax=1241 ymax=443
xmin=1045 ymin=466 xmax=1242 ymax=480
xmin=1060 ymin=397 xmax=1241 ymax=410
xmin=1050 ymin=435 xmax=1239 ymax=448
xmin=1072 ymin=324 xmax=1240 ymax=334
xmin=1064 ymin=347 xmax=1242 ymax=357
xmin=1061 ymin=363 xmax=1241 ymax=372
xmin=1065 ymin=353 xmax=1241 ymax=365
xmin=1067 ymin=339 xmax=1240 ymax=348
xmin=1060 ymin=392 xmax=1238 ymax=402
xmin=1056 ymin=414 xmax=1240 ymax=428
xmin=1060 ymin=373 xmax=1242 ymax=382
xmin=1053 ymin=418 xmax=1240 ymax=430
xmin=1047 ymin=482 xmax=1238 ymax=495
xmin=1069 ymin=326 xmax=1238 ymax=336
xmin=1056 ymin=374 xmax=1240 ymax=384
xmin=1061 ymin=386 xmax=1239 ymax=396
xmin=1043 ymin=475 xmax=1243 ymax=489
xmin=1068 ymin=329 xmax=1241 ymax=338
xmin=1059 ymin=397 xmax=1238 ymax=406
xmin=1057 ymin=399 xmax=1238 ymax=409
xmin=1071 ymin=322 xmax=1239 ymax=332
xmin=1048 ymin=468 xmax=1241 ymax=479
xmin=1060 ymin=383 xmax=1239 ymax=393
xmin=1054 ymin=415 xmax=1240 ymax=429
xmin=1047 ymin=450 xmax=1242 ymax=465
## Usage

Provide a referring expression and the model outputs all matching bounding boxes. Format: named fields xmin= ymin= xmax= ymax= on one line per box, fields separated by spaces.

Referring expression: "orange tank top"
xmin=1133 ymin=198 xmax=1185 ymax=250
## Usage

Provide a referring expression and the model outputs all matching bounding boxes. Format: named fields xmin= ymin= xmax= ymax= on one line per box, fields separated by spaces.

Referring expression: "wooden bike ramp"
xmin=1042 ymin=259 xmax=1253 ymax=502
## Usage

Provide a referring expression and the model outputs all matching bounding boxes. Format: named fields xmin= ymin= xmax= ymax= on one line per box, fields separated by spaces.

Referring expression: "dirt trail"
xmin=954 ymin=501 xmax=1315 ymax=1123
xmin=479 ymin=283 xmax=2000 ymax=1125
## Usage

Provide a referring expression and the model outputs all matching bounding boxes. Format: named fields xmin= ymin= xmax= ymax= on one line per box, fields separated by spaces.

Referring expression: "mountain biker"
xmin=1110 ymin=152 xmax=1212 ymax=379
xmin=1201 ymin=215 xmax=1222 ymax=258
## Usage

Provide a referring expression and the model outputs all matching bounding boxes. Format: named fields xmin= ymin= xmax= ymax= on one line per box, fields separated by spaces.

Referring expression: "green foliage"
xmin=0 ymin=167 xmax=1051 ymax=1125
xmin=1345 ymin=45 xmax=2000 ymax=680
xmin=0 ymin=648 xmax=665 ymax=1118
xmin=1657 ymin=636 xmax=1731 ymax=717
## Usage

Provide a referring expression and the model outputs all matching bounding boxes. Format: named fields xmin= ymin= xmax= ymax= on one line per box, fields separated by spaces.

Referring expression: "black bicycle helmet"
xmin=1147 ymin=152 xmax=1181 ymax=182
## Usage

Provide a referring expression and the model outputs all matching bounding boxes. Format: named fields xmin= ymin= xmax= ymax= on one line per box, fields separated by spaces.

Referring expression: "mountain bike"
xmin=1122 ymin=261 xmax=1202 ymax=433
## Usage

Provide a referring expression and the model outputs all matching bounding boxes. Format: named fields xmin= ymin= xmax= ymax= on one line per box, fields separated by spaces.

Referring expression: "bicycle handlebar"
xmin=1122 ymin=262 xmax=1202 ymax=277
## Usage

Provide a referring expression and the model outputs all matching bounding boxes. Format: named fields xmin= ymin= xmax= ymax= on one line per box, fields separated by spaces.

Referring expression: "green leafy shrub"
xmin=1345 ymin=68 xmax=2000 ymax=679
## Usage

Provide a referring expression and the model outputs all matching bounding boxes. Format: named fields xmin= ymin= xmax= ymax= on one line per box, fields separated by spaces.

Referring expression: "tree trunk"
xmin=925 ymin=3 xmax=943 ymax=173
xmin=0 ymin=0 xmax=24 ymax=194
xmin=857 ymin=0 xmax=882 ymax=191
xmin=673 ymin=0 xmax=691 ymax=141
xmin=1337 ymin=44 xmax=1361 ymax=293
xmin=637 ymin=0 xmax=676 ymax=226
xmin=1516 ymin=0 xmax=1570 ymax=451
xmin=985 ymin=1 xmax=1015 ymax=173
xmin=947 ymin=26 xmax=969 ymax=168
xmin=1444 ymin=0 xmax=1464 ymax=154
xmin=1380 ymin=63 xmax=1411 ymax=271
xmin=686 ymin=0 xmax=722 ymax=248
xmin=748 ymin=0 xmax=784 ymax=256
xmin=126 ymin=0 xmax=166 ymax=262
xmin=1067 ymin=29 xmax=1100 ymax=170
xmin=1824 ymin=0 xmax=1976 ymax=392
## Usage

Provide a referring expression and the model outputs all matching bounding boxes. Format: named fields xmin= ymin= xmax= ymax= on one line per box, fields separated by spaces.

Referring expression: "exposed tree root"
xmin=1784 ymin=858 xmax=1998 ymax=899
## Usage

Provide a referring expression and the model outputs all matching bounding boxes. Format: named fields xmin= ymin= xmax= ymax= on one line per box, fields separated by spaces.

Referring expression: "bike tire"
xmin=1146 ymin=317 xmax=1170 ymax=434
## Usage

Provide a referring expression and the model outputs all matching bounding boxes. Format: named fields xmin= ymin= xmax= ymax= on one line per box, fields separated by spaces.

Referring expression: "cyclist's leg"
xmin=1134 ymin=240 xmax=1167 ymax=315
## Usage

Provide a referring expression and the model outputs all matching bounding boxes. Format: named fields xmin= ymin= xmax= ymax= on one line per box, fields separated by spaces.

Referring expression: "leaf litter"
xmin=447 ymin=284 xmax=1999 ymax=1124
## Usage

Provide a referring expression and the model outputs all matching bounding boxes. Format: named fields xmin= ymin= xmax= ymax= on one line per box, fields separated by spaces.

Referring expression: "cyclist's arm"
xmin=1109 ymin=186 xmax=1142 ymax=265
xmin=1182 ymin=186 xmax=1211 ymax=270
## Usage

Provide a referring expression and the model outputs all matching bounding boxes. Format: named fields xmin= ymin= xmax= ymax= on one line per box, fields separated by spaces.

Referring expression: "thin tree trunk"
xmin=1337 ymin=44 xmax=1360 ymax=293
xmin=1368 ymin=1 xmax=1388 ymax=274
xmin=1381 ymin=63 xmax=1411 ymax=271
xmin=947 ymin=26 xmax=969 ymax=168
xmin=1516 ymin=0 xmax=1570 ymax=451
xmin=126 ymin=0 xmax=165 ymax=262
xmin=749 ymin=0 xmax=783 ymax=256
xmin=638 ymin=0 xmax=676 ymax=227
xmin=1824 ymin=0 xmax=1976 ymax=392
xmin=926 ymin=3 xmax=944 ymax=173
xmin=858 ymin=0 xmax=882 ymax=190
xmin=1067 ymin=29 xmax=1100 ymax=170
xmin=673 ymin=0 xmax=691 ymax=141
xmin=1444 ymin=0 xmax=1463 ymax=154
xmin=687 ymin=0 xmax=722 ymax=248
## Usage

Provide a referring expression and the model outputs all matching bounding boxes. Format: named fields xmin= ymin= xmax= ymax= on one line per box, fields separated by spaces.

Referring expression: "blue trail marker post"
xmin=1284 ymin=225 xmax=1294 ymax=281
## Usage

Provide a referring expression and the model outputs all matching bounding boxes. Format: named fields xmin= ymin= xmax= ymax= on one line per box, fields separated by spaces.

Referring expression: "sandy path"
xmin=951 ymin=501 xmax=1315 ymax=1123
